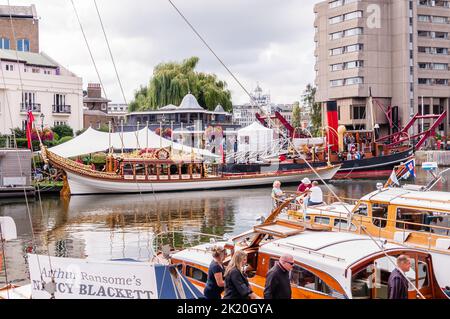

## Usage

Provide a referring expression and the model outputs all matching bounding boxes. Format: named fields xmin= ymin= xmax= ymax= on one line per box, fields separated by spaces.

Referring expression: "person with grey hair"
xmin=388 ymin=255 xmax=411 ymax=299
xmin=271 ymin=180 xmax=284 ymax=208
xmin=264 ymin=254 xmax=294 ymax=299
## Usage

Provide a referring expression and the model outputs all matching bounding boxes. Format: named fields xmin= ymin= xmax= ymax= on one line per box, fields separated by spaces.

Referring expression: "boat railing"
xmin=274 ymin=242 xmax=346 ymax=262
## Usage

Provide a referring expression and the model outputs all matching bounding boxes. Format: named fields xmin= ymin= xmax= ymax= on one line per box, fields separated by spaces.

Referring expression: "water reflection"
xmin=1 ymin=169 xmax=449 ymax=286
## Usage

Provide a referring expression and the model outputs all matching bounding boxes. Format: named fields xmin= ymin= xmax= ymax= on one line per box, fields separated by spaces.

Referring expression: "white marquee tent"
xmin=237 ymin=122 xmax=274 ymax=154
xmin=48 ymin=127 xmax=218 ymax=159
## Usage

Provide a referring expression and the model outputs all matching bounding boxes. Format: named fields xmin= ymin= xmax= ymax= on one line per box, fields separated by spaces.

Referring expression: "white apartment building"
xmin=0 ymin=49 xmax=83 ymax=134
xmin=108 ymin=103 xmax=128 ymax=115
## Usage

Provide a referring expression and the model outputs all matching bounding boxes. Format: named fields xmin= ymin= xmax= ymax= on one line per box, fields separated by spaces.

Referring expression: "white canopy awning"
xmin=237 ymin=122 xmax=274 ymax=153
xmin=48 ymin=127 xmax=218 ymax=159
xmin=238 ymin=121 xmax=272 ymax=132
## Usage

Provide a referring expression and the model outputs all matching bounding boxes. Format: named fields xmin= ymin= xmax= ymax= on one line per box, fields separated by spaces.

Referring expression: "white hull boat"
xmin=40 ymin=146 xmax=341 ymax=195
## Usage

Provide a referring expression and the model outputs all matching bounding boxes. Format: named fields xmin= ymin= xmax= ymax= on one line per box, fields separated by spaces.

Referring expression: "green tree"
xmin=52 ymin=124 xmax=74 ymax=138
xmin=302 ymin=84 xmax=322 ymax=137
xmin=291 ymin=101 xmax=301 ymax=129
xmin=129 ymin=57 xmax=233 ymax=112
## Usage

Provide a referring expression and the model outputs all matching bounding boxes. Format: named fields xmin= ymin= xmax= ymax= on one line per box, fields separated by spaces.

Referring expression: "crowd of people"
xmin=202 ymin=247 xmax=413 ymax=299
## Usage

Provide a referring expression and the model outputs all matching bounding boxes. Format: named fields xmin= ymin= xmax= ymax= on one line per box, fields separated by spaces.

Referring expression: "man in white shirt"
xmin=307 ymin=181 xmax=323 ymax=206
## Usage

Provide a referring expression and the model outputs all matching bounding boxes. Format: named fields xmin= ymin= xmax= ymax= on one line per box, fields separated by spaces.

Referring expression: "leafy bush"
xmin=58 ymin=136 xmax=73 ymax=145
xmin=52 ymin=124 xmax=74 ymax=138
xmin=75 ymin=128 xmax=87 ymax=136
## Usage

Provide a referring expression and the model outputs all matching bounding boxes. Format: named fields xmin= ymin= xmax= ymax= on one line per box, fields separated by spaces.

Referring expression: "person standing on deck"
xmin=223 ymin=250 xmax=258 ymax=299
xmin=264 ymin=254 xmax=294 ymax=299
xmin=204 ymin=246 xmax=226 ymax=299
xmin=388 ymin=255 xmax=411 ymax=299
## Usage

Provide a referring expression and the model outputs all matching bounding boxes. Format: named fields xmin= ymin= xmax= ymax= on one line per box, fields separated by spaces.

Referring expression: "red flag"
xmin=220 ymin=144 xmax=225 ymax=164
xmin=26 ymin=111 xmax=35 ymax=149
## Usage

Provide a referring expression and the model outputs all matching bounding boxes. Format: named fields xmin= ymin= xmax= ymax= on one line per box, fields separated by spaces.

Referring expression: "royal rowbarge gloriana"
xmin=40 ymin=146 xmax=340 ymax=195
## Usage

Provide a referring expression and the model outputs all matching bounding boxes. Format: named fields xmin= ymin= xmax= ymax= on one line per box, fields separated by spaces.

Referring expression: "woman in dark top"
xmin=204 ymin=246 xmax=226 ymax=299
xmin=223 ymin=250 xmax=258 ymax=299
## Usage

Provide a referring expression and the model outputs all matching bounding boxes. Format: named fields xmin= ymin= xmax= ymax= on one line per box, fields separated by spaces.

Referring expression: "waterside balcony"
xmin=20 ymin=103 xmax=41 ymax=113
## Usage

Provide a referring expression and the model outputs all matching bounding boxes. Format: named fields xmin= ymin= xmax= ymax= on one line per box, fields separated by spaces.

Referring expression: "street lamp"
xmin=40 ymin=113 xmax=45 ymax=131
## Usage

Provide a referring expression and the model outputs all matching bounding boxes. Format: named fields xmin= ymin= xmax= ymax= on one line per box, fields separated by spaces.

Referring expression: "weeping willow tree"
xmin=129 ymin=57 xmax=233 ymax=112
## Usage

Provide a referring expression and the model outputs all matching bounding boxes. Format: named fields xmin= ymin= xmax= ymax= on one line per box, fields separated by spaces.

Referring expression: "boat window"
xmin=416 ymin=260 xmax=429 ymax=289
xmin=170 ymin=165 xmax=179 ymax=175
xmin=351 ymin=264 xmax=375 ymax=299
xmin=315 ymin=216 xmax=330 ymax=225
xmin=352 ymin=254 xmax=419 ymax=299
xmin=354 ymin=203 xmax=368 ymax=216
xmin=334 ymin=218 xmax=357 ymax=231
xmin=123 ymin=163 xmax=133 ymax=175
xmin=160 ymin=164 xmax=169 ymax=175
xmin=185 ymin=265 xmax=207 ymax=283
xmin=290 ymin=263 xmax=334 ymax=296
xmin=372 ymin=204 xmax=388 ymax=228
xmin=181 ymin=164 xmax=190 ymax=175
xmin=396 ymin=208 xmax=428 ymax=232
xmin=397 ymin=208 xmax=450 ymax=235
xmin=135 ymin=164 xmax=145 ymax=176
xmin=147 ymin=165 xmax=157 ymax=176
xmin=192 ymin=164 xmax=202 ymax=178
xmin=428 ymin=213 xmax=450 ymax=236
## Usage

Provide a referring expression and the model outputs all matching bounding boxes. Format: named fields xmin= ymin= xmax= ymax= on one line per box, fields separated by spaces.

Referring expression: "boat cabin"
xmin=170 ymin=222 xmax=447 ymax=299
xmin=286 ymin=188 xmax=450 ymax=254
xmin=109 ymin=148 xmax=221 ymax=181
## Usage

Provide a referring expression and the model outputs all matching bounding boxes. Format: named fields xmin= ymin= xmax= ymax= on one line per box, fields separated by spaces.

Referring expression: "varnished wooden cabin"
xmin=170 ymin=219 xmax=448 ymax=299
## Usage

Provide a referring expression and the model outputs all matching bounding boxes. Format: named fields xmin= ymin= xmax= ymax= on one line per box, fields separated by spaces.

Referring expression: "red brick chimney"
xmin=87 ymin=83 xmax=102 ymax=98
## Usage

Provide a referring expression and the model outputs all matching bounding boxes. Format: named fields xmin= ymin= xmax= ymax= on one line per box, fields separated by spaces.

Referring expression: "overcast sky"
xmin=11 ymin=0 xmax=317 ymax=105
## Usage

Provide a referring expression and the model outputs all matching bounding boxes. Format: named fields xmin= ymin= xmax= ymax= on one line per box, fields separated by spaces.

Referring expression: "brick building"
xmin=0 ymin=5 xmax=39 ymax=53
xmin=83 ymin=83 xmax=121 ymax=130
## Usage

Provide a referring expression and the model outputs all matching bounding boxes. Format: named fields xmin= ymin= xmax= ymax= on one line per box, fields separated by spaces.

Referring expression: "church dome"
xmin=179 ymin=93 xmax=204 ymax=110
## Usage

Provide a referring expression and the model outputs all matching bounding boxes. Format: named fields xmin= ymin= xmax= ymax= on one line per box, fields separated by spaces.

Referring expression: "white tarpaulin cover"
xmin=48 ymin=127 xmax=218 ymax=159
xmin=237 ymin=121 xmax=274 ymax=153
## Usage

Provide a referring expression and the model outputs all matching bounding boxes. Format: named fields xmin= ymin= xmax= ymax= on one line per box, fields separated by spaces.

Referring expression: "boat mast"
xmin=367 ymin=87 xmax=376 ymax=143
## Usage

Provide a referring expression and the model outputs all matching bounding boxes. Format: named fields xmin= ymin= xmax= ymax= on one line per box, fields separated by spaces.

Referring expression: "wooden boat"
xmin=40 ymin=146 xmax=341 ymax=196
xmin=282 ymin=187 xmax=450 ymax=292
xmin=168 ymin=202 xmax=448 ymax=299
